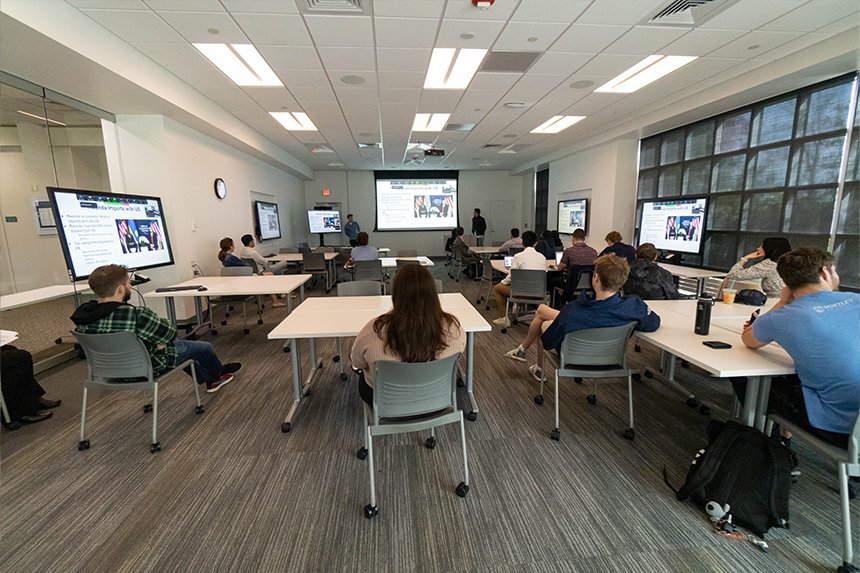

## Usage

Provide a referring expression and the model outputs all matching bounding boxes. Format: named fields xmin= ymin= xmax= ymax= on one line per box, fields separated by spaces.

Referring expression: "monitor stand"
xmin=318 ymin=233 xmax=326 ymax=247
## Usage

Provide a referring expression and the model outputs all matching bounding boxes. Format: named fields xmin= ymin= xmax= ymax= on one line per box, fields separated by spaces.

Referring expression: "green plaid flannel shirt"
xmin=75 ymin=304 xmax=177 ymax=377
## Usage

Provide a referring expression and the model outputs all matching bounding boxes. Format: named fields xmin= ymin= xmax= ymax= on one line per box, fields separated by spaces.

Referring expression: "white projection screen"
xmin=374 ymin=171 xmax=459 ymax=231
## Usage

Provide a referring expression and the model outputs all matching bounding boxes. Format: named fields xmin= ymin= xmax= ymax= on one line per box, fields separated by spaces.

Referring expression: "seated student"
xmin=493 ymin=230 xmax=546 ymax=328
xmin=535 ymin=230 xmax=557 ymax=260
xmin=1 ymin=345 xmax=61 ymax=426
xmin=599 ymin=231 xmax=636 ymax=262
xmin=237 ymin=234 xmax=290 ymax=274
xmin=350 ymin=264 xmax=466 ymax=405
xmin=498 ymin=228 xmax=523 ymax=254
xmin=740 ymin=247 xmax=859 ymax=449
xmin=452 ymin=226 xmax=481 ymax=279
xmin=504 ymin=255 xmax=660 ymax=381
xmin=218 ymin=237 xmax=284 ymax=308
xmin=550 ymin=230 xmax=563 ymax=249
xmin=557 ymin=228 xmax=597 ymax=271
xmin=623 ymin=243 xmax=680 ymax=300
xmin=350 ymin=232 xmax=379 ymax=262
xmin=71 ymin=264 xmax=241 ymax=393
xmin=723 ymin=237 xmax=791 ymax=297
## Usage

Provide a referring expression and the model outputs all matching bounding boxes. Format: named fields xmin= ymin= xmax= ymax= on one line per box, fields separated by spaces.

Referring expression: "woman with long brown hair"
xmin=350 ymin=264 xmax=465 ymax=404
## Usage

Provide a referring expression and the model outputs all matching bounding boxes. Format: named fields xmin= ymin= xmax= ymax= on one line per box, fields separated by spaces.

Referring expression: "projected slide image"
xmin=117 ymin=219 xmax=164 ymax=253
xmin=557 ymin=199 xmax=587 ymax=234
xmin=376 ymin=177 xmax=458 ymax=231
xmin=639 ymin=198 xmax=707 ymax=254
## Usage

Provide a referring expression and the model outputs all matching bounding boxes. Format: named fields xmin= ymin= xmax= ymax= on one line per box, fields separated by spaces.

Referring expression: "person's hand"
xmin=743 ymin=309 xmax=759 ymax=328
xmin=741 ymin=248 xmax=763 ymax=262
xmin=742 ymin=321 xmax=753 ymax=335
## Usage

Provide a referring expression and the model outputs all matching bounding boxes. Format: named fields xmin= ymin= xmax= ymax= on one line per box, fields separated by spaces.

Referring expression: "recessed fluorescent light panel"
xmin=595 ymin=55 xmax=697 ymax=94
xmin=270 ymin=112 xmax=317 ymax=131
xmin=424 ymin=48 xmax=487 ymax=89
xmin=17 ymin=110 xmax=66 ymax=126
xmin=412 ymin=113 xmax=451 ymax=132
xmin=530 ymin=116 xmax=585 ymax=134
xmin=193 ymin=43 xmax=282 ymax=87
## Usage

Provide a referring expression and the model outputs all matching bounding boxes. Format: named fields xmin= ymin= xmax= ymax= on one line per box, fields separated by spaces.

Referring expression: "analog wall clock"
xmin=214 ymin=178 xmax=227 ymax=200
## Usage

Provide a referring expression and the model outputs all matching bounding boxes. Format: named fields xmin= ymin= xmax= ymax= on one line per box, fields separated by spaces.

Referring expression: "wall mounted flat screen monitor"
xmin=47 ymin=187 xmax=175 ymax=280
xmin=307 ymin=209 xmax=341 ymax=234
xmin=374 ymin=170 xmax=459 ymax=231
xmin=557 ymin=198 xmax=588 ymax=234
xmin=255 ymin=201 xmax=281 ymax=241
xmin=638 ymin=198 xmax=708 ymax=255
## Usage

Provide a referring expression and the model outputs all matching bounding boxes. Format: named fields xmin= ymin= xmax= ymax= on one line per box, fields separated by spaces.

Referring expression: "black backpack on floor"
xmin=668 ymin=420 xmax=796 ymax=537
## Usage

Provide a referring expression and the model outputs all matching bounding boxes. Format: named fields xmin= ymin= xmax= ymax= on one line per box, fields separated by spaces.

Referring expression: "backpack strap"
xmin=676 ymin=425 xmax=744 ymax=501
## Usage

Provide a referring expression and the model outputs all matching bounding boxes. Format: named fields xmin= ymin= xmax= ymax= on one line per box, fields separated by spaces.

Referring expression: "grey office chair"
xmin=509 ymin=246 xmax=524 ymax=256
xmin=396 ymin=249 xmax=418 ymax=257
xmin=302 ymin=252 xmax=330 ymax=293
xmin=353 ymin=259 xmax=384 ymax=282
xmin=356 ymin=354 xmax=469 ymax=518
xmin=395 ymin=258 xmax=420 ymax=269
xmin=212 ymin=266 xmax=260 ymax=334
xmin=501 ymin=269 xmax=547 ymax=334
xmin=535 ymin=322 xmax=638 ymax=442
xmin=71 ymin=330 xmax=204 ymax=453
xmin=333 ymin=280 xmax=384 ymax=380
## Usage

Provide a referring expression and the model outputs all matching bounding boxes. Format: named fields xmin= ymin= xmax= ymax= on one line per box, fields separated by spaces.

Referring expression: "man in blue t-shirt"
xmin=504 ymin=254 xmax=661 ymax=381
xmin=742 ymin=247 xmax=860 ymax=448
xmin=343 ymin=213 xmax=360 ymax=247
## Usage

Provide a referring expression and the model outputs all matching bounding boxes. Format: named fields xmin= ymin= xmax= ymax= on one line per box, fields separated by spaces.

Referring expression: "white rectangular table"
xmin=268 ymin=293 xmax=491 ymax=432
xmin=379 ymin=256 xmax=434 ymax=268
xmin=267 ymin=252 xmax=340 ymax=291
xmin=491 ymin=259 xmax=557 ymax=274
xmin=647 ymin=298 xmax=776 ymax=321
xmin=658 ymin=263 xmax=726 ymax=296
xmin=471 ymin=246 xmax=500 ymax=255
xmin=0 ymin=284 xmax=91 ymax=311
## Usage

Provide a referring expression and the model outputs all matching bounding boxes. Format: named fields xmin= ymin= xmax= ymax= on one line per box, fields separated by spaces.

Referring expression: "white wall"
xmin=304 ymin=170 xmax=527 ymax=254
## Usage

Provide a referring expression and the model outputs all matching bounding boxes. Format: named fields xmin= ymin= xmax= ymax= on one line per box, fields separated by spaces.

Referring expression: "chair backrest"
xmin=354 ymin=259 xmax=383 ymax=281
xmin=297 ymin=242 xmax=310 ymax=249
xmin=563 ymin=265 xmax=595 ymax=302
xmin=509 ymin=269 xmax=547 ymax=299
xmin=337 ymin=280 xmax=382 ymax=296
xmin=71 ymin=330 xmax=153 ymax=382
xmin=435 ymin=279 xmax=443 ymax=293
xmin=396 ymin=249 xmax=418 ymax=257
xmin=221 ymin=266 xmax=253 ymax=276
xmin=396 ymin=258 xmax=420 ymax=269
xmin=372 ymin=354 xmax=460 ymax=421
xmin=558 ymin=322 xmax=637 ymax=369
xmin=241 ymin=258 xmax=260 ymax=274
xmin=279 ymin=247 xmax=298 ymax=254
xmin=302 ymin=251 xmax=326 ymax=271
xmin=509 ymin=246 xmax=524 ymax=256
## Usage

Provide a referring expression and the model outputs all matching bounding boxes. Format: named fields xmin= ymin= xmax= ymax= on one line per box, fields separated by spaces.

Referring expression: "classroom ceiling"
xmin=9 ymin=0 xmax=860 ymax=174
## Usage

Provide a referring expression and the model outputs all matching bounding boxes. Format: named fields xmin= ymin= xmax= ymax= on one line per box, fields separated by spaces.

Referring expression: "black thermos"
xmin=695 ymin=294 xmax=714 ymax=335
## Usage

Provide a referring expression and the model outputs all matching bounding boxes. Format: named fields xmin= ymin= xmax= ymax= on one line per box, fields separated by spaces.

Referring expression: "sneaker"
xmin=223 ymin=362 xmax=242 ymax=375
xmin=207 ymin=374 xmax=233 ymax=393
xmin=528 ymin=364 xmax=544 ymax=382
xmin=493 ymin=316 xmax=511 ymax=328
xmin=505 ymin=346 xmax=526 ymax=362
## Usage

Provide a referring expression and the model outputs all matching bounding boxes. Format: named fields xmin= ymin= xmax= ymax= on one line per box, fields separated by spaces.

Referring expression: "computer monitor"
xmin=638 ymin=198 xmax=708 ymax=255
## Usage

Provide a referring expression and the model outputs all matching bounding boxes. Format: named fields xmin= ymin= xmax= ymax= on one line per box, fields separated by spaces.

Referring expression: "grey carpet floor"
xmin=1 ymin=262 xmax=853 ymax=572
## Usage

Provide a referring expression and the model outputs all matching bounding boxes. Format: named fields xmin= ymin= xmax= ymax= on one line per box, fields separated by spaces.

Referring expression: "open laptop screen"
xmin=504 ymin=256 xmax=513 ymax=268
xmin=555 ymin=251 xmax=563 ymax=264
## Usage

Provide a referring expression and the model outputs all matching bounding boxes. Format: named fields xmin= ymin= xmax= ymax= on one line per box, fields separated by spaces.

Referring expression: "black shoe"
xmin=223 ymin=362 xmax=242 ymax=375
xmin=18 ymin=411 xmax=52 ymax=424
xmin=38 ymin=397 xmax=62 ymax=409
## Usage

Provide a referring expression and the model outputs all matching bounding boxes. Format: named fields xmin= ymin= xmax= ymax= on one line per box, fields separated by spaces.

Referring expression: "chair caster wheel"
xmin=644 ymin=369 xmax=654 ymax=378
xmin=357 ymin=447 xmax=368 ymax=460
xmin=284 ymin=346 xmax=291 ymax=353
xmin=364 ymin=504 xmax=378 ymax=519
xmin=686 ymin=397 xmax=699 ymax=408
xmin=281 ymin=422 xmax=291 ymax=433
xmin=500 ymin=328 xmax=507 ymax=334
xmin=681 ymin=360 xmax=690 ymax=368
xmin=534 ymin=395 xmax=544 ymax=405
xmin=550 ymin=428 xmax=560 ymax=441
xmin=340 ymin=372 xmax=348 ymax=381
xmin=333 ymin=355 xmax=340 ymax=363
xmin=586 ymin=394 xmax=597 ymax=405
xmin=257 ymin=319 xmax=263 ymax=325
xmin=485 ymin=305 xmax=490 ymax=311
xmin=150 ymin=442 xmax=161 ymax=453
xmin=623 ymin=428 xmax=635 ymax=441
xmin=210 ymin=330 xmax=218 ymax=336
xmin=243 ymin=329 xmax=250 ymax=335
xmin=195 ymin=405 xmax=205 ymax=414
xmin=574 ymin=377 xmax=583 ymax=384
xmin=325 ymin=289 xmax=331 ymax=294
xmin=466 ymin=411 xmax=477 ymax=422
xmin=143 ymin=403 xmax=153 ymax=413
xmin=475 ymin=298 xmax=481 ymax=304
xmin=837 ymin=563 xmax=859 ymax=573
xmin=456 ymin=376 xmax=464 ymax=388
xmin=78 ymin=439 xmax=90 ymax=451
xmin=455 ymin=482 xmax=469 ymax=498
xmin=634 ymin=344 xmax=641 ymax=353
xmin=425 ymin=437 xmax=436 ymax=449
xmin=631 ymin=372 xmax=641 ymax=381
xmin=2 ymin=420 xmax=22 ymax=431
xmin=221 ymin=320 xmax=228 ymax=326
xmin=698 ymin=405 xmax=711 ymax=416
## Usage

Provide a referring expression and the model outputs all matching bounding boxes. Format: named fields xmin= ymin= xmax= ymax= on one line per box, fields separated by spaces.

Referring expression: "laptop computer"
xmin=555 ymin=251 xmax=563 ymax=265
xmin=504 ymin=256 xmax=513 ymax=268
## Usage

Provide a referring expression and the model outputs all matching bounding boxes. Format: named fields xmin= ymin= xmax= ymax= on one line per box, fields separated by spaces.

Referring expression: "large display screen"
xmin=638 ymin=198 xmax=707 ymax=254
xmin=557 ymin=198 xmax=588 ymax=234
xmin=374 ymin=170 xmax=458 ymax=231
xmin=47 ymin=187 xmax=175 ymax=280
xmin=255 ymin=201 xmax=281 ymax=241
xmin=307 ymin=209 xmax=341 ymax=234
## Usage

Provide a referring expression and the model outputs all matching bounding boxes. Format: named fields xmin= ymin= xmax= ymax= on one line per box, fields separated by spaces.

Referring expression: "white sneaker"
xmin=493 ymin=316 xmax=511 ymax=328
xmin=528 ymin=364 xmax=544 ymax=382
xmin=505 ymin=346 xmax=526 ymax=362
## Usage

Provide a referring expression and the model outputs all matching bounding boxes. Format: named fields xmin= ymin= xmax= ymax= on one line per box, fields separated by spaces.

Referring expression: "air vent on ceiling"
xmin=358 ymin=142 xmax=381 ymax=149
xmin=307 ymin=144 xmax=334 ymax=153
xmin=645 ymin=0 xmax=741 ymax=26
xmin=482 ymin=143 xmax=504 ymax=149
xmin=479 ymin=51 xmax=541 ymax=74
xmin=498 ymin=143 xmax=529 ymax=154
xmin=298 ymin=0 xmax=370 ymax=16
xmin=444 ymin=123 xmax=475 ymax=132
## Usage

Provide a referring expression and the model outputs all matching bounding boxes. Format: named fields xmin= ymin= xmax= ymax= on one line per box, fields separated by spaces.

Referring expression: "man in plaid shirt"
xmin=71 ymin=265 xmax=240 ymax=393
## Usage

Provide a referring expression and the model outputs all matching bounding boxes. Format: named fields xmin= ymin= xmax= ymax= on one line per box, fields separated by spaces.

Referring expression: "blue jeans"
xmin=174 ymin=339 xmax=223 ymax=385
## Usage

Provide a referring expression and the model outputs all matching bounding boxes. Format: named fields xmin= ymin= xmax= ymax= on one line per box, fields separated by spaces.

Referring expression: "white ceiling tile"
xmin=329 ymin=73 xmax=378 ymax=90
xmin=259 ymin=46 xmax=323 ymax=71
xmin=373 ymin=0 xmax=443 ymax=18
xmin=552 ymin=24 xmax=631 ymax=53
xmin=707 ymin=30 xmax=804 ymax=59
xmin=304 ymin=15 xmax=373 ymax=47
xmin=379 ymin=88 xmax=421 ymax=103
xmin=334 ymin=87 xmax=380 ymax=103
xmin=756 ymin=32 xmax=843 ymax=61
xmin=81 ymin=9 xmax=186 ymax=43
xmin=69 ymin=0 xmax=147 ymax=8
xmin=511 ymin=0 xmax=590 ymax=23
xmin=494 ymin=21 xmax=569 ymax=51
xmin=575 ymin=53 xmax=645 ymax=77
xmin=761 ymin=0 xmax=860 ymax=32
xmin=655 ymin=57 xmax=745 ymax=86
xmin=576 ymin=0 xmax=666 ymax=25
xmin=298 ymin=100 xmax=339 ymax=114
xmin=165 ymin=65 xmax=235 ymax=88
xmin=243 ymin=87 xmax=299 ymax=110
xmin=340 ymin=101 xmax=379 ymax=117
xmin=374 ymin=17 xmax=439 ymax=48
xmin=133 ymin=42 xmax=207 ymax=69
xmin=603 ymin=26 xmax=689 ymax=56
xmin=222 ymin=0 xmax=299 ymax=13
xmin=378 ymin=71 xmax=426 ymax=89
xmin=700 ymin=0 xmax=807 ymax=31
xmin=436 ymin=19 xmax=506 ymax=48
xmin=272 ymin=69 xmax=330 ymax=88
xmin=232 ymin=13 xmax=311 ymax=46
xmin=205 ymin=86 xmax=258 ymax=107
xmin=317 ymin=47 xmax=376 ymax=71
xmin=528 ymin=52 xmax=592 ymax=75
xmin=443 ymin=0 xmax=519 ymax=21
xmin=468 ymin=72 xmax=521 ymax=90
xmin=290 ymin=86 xmax=338 ymax=103
xmin=660 ymin=29 xmax=749 ymax=57
xmin=144 ymin=0 xmax=223 ymax=10
xmin=376 ymin=48 xmax=432 ymax=73
xmin=157 ymin=11 xmax=248 ymax=43
xmin=418 ymin=90 xmax=464 ymax=110
xmin=814 ymin=18 xmax=860 ymax=35
xmin=511 ymin=74 xmax=566 ymax=93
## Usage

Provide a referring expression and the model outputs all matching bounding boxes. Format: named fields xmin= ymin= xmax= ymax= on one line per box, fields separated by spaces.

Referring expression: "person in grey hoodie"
xmin=623 ymin=243 xmax=679 ymax=300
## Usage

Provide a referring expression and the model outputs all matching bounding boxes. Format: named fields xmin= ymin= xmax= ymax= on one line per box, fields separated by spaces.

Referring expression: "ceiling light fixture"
xmin=412 ymin=113 xmax=451 ymax=131
xmin=504 ymin=102 xmax=526 ymax=109
xmin=530 ymin=115 xmax=585 ymax=134
xmin=594 ymin=55 xmax=697 ymax=94
xmin=424 ymin=48 xmax=487 ymax=90
xmin=16 ymin=110 xmax=66 ymax=126
xmin=193 ymin=43 xmax=282 ymax=87
xmin=269 ymin=111 xmax=317 ymax=131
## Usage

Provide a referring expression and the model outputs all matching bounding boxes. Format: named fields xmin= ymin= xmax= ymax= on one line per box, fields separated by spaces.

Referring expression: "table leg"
xmin=754 ymin=376 xmax=771 ymax=432
xmin=465 ymin=333 xmax=478 ymax=421
xmin=194 ymin=297 xmax=203 ymax=327
xmin=302 ymin=338 xmax=323 ymax=396
xmin=166 ymin=297 xmax=177 ymax=325
xmin=740 ymin=376 xmax=760 ymax=428
xmin=696 ymin=277 xmax=706 ymax=296
xmin=282 ymin=337 xmax=303 ymax=433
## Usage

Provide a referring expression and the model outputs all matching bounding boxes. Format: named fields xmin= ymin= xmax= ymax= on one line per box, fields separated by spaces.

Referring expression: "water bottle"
xmin=695 ymin=294 xmax=714 ymax=335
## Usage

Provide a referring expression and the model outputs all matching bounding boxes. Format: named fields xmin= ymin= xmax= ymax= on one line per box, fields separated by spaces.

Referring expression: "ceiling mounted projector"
xmin=424 ymin=148 xmax=445 ymax=157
